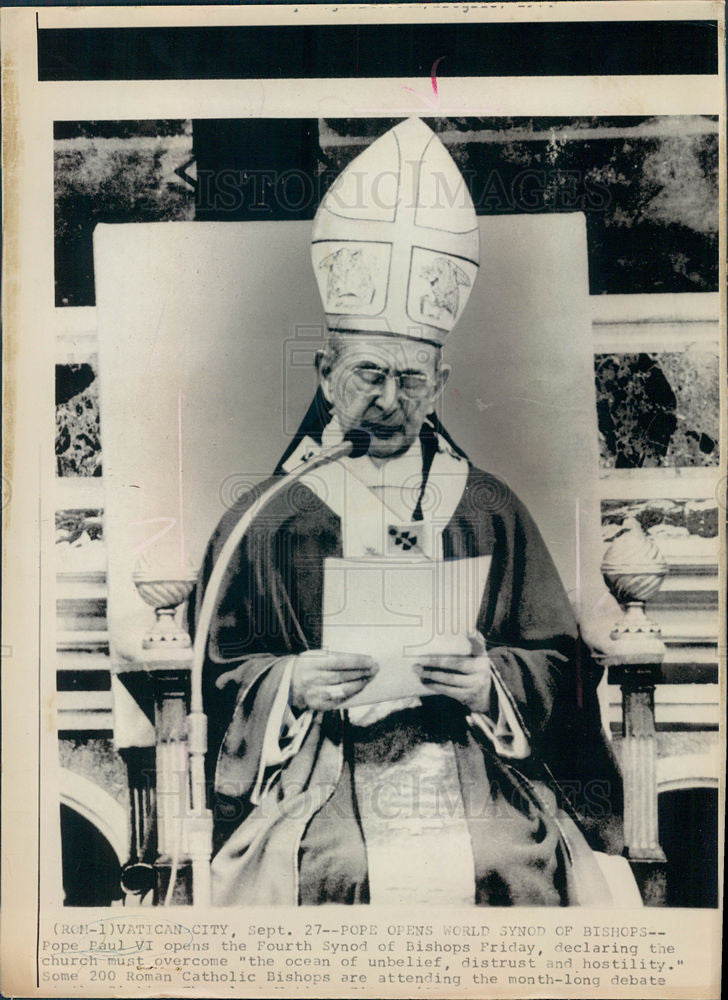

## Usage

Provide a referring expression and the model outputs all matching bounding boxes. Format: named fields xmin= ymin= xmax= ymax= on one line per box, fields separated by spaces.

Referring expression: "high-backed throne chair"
xmin=94 ymin=214 xmax=658 ymax=907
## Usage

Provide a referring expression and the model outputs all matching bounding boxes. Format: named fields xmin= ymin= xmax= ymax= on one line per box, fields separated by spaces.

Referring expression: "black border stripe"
xmin=38 ymin=21 xmax=718 ymax=81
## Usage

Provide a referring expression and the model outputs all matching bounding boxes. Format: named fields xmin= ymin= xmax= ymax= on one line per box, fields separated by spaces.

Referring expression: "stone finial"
xmin=601 ymin=516 xmax=668 ymax=657
xmin=132 ymin=549 xmax=197 ymax=650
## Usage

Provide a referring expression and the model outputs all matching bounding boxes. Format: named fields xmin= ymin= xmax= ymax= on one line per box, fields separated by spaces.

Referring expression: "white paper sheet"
xmin=322 ymin=555 xmax=491 ymax=706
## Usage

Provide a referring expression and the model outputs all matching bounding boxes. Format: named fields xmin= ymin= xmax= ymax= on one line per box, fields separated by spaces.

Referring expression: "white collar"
xmin=322 ymin=415 xmax=424 ymax=492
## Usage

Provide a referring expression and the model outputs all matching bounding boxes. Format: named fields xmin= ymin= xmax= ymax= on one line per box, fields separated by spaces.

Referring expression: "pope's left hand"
xmin=415 ymin=631 xmax=492 ymax=713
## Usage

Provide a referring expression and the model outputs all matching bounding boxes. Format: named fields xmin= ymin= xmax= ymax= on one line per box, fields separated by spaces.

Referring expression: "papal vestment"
xmin=191 ymin=419 xmax=623 ymax=906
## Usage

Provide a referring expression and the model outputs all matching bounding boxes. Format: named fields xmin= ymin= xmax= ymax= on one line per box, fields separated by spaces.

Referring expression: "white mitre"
xmin=311 ymin=118 xmax=480 ymax=346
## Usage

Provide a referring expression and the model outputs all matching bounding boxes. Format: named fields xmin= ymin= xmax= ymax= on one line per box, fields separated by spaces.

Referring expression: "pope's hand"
xmin=415 ymin=631 xmax=493 ymax=713
xmin=290 ymin=650 xmax=379 ymax=711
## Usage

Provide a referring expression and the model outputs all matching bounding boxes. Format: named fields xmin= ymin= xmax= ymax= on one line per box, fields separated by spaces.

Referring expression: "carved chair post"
xmin=601 ymin=517 xmax=668 ymax=905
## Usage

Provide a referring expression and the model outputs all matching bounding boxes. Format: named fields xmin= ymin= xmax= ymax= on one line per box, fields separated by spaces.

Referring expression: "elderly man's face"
xmin=318 ymin=335 xmax=449 ymax=459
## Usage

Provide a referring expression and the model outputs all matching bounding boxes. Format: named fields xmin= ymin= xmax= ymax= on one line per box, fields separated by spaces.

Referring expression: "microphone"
xmin=297 ymin=426 xmax=371 ymax=468
xmin=342 ymin=426 xmax=371 ymax=460
xmin=191 ymin=424 xmax=369 ymax=715
xmin=185 ymin=419 xmax=370 ymax=905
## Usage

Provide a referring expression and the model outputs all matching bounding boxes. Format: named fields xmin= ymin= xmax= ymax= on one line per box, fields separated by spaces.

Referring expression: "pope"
xmin=191 ymin=118 xmax=624 ymax=907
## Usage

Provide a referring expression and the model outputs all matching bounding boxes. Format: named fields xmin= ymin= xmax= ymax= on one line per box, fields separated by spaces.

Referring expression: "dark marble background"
xmin=56 ymin=360 xmax=100 ymax=476
xmin=320 ymin=116 xmax=718 ymax=297
xmin=55 ymin=120 xmax=195 ymax=308
xmin=54 ymin=118 xmax=719 ymax=476
xmin=55 ymin=116 xmax=718 ymax=307
xmin=601 ymin=497 xmax=719 ymax=543
xmin=595 ymin=348 xmax=719 ymax=469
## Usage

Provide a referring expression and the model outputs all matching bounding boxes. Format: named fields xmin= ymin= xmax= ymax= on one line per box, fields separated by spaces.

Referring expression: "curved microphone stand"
xmin=185 ymin=429 xmax=370 ymax=905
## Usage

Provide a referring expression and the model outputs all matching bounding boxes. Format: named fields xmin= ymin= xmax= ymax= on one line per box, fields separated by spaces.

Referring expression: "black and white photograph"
xmin=2 ymin=5 xmax=724 ymax=999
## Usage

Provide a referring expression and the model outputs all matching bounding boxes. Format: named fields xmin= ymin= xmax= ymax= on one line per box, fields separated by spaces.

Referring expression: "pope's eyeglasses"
xmin=349 ymin=364 xmax=436 ymax=400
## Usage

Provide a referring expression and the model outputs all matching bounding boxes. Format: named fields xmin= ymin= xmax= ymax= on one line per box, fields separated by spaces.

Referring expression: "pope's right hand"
xmin=289 ymin=650 xmax=379 ymax=711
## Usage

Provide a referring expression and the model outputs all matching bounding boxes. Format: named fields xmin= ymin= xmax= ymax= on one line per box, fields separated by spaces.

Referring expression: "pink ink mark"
xmin=402 ymin=57 xmax=445 ymax=111
xmin=431 ymin=56 xmax=445 ymax=98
